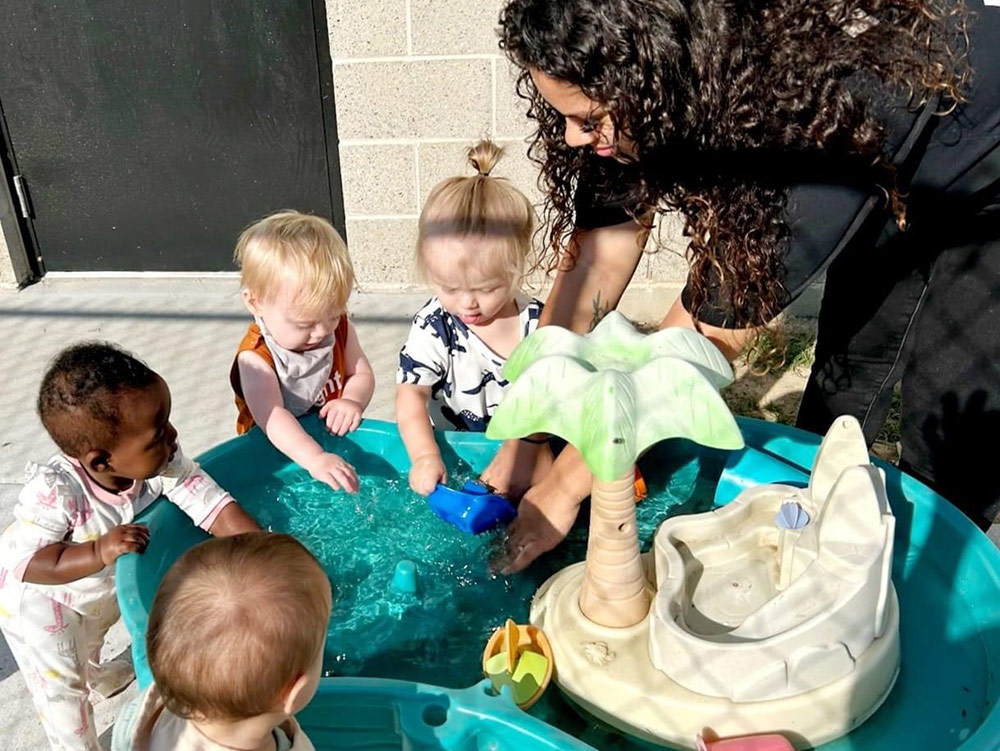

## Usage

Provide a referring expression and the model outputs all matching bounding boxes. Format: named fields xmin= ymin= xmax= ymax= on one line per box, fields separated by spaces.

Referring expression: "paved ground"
xmin=0 ymin=277 xmax=425 ymax=750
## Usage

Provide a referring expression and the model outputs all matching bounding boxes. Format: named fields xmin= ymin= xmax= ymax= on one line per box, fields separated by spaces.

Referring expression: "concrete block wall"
xmin=324 ymin=0 xmax=691 ymax=319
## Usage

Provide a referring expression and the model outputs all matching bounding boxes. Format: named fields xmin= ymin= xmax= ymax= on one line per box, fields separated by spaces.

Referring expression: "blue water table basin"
xmin=117 ymin=417 xmax=1000 ymax=751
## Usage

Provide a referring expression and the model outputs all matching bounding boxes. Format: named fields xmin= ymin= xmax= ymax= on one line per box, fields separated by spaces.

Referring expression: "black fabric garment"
xmin=576 ymin=3 xmax=1000 ymax=323
xmin=573 ymin=2 xmax=1000 ymax=521
xmin=797 ymin=206 xmax=1000 ymax=525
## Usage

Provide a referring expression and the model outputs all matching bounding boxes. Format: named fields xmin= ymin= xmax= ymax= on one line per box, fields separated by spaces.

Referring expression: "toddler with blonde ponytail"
xmin=395 ymin=140 xmax=545 ymax=495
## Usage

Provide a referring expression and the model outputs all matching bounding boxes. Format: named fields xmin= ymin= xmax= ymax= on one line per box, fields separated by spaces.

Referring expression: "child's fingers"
xmin=417 ymin=467 xmax=442 ymax=496
xmin=408 ymin=470 xmax=423 ymax=495
xmin=324 ymin=407 xmax=342 ymax=435
xmin=120 ymin=532 xmax=150 ymax=550
xmin=120 ymin=539 xmax=145 ymax=556
xmin=336 ymin=467 xmax=359 ymax=494
xmin=412 ymin=472 xmax=429 ymax=495
xmin=426 ymin=474 xmax=441 ymax=495
xmin=319 ymin=402 xmax=364 ymax=435
xmin=338 ymin=414 xmax=353 ymax=436
xmin=120 ymin=528 xmax=147 ymax=544
xmin=338 ymin=409 xmax=358 ymax=436
xmin=428 ymin=463 xmax=446 ymax=490
xmin=120 ymin=539 xmax=146 ymax=556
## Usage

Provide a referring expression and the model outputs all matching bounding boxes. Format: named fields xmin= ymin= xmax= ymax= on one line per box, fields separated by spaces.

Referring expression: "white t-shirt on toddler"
xmin=396 ymin=296 xmax=543 ymax=431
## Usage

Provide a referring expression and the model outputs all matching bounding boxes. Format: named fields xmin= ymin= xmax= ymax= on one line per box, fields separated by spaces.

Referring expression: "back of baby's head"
xmin=418 ymin=140 xmax=536 ymax=283
xmin=148 ymin=532 xmax=332 ymax=721
xmin=38 ymin=342 xmax=160 ymax=458
xmin=235 ymin=210 xmax=355 ymax=317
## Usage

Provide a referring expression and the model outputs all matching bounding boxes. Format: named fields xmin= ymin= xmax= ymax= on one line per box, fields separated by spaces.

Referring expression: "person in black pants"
xmin=479 ymin=0 xmax=1000 ymax=571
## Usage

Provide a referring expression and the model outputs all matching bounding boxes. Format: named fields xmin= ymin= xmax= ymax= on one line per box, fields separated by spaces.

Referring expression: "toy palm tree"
xmin=487 ymin=312 xmax=744 ymax=628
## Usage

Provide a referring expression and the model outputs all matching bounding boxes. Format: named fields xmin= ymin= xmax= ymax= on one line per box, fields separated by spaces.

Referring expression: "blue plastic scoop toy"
xmin=427 ymin=481 xmax=516 ymax=535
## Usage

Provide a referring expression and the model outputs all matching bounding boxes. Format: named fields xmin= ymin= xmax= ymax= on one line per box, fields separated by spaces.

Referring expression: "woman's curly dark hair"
xmin=500 ymin=0 xmax=970 ymax=326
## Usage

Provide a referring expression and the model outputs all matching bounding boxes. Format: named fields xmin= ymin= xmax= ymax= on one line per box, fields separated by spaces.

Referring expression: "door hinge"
xmin=13 ymin=174 xmax=32 ymax=219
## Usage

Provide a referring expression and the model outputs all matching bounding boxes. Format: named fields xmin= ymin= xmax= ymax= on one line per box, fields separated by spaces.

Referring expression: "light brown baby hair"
xmin=235 ymin=210 xmax=355 ymax=318
xmin=417 ymin=140 xmax=535 ymax=286
xmin=147 ymin=532 xmax=332 ymax=720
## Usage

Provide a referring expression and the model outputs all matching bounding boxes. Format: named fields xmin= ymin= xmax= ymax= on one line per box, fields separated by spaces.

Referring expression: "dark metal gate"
xmin=0 ymin=0 xmax=344 ymax=273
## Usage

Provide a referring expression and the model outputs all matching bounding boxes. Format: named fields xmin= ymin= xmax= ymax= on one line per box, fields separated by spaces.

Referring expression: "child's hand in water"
xmin=409 ymin=454 xmax=446 ymax=496
xmin=96 ymin=524 xmax=150 ymax=565
xmin=320 ymin=398 xmax=364 ymax=436
xmin=305 ymin=452 xmax=359 ymax=493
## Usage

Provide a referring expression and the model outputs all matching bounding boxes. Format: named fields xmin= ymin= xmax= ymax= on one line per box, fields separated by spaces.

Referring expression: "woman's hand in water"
xmin=497 ymin=483 xmax=583 ymax=574
xmin=305 ymin=451 xmax=359 ymax=493
xmin=321 ymin=398 xmax=364 ymax=436
xmin=479 ymin=438 xmax=554 ymax=501
xmin=493 ymin=443 xmax=593 ymax=573
xmin=409 ymin=453 xmax=447 ymax=496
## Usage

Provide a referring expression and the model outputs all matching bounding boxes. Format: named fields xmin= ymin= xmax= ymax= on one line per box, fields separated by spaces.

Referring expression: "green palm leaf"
xmin=487 ymin=356 xmax=743 ymax=481
xmin=504 ymin=311 xmax=734 ymax=390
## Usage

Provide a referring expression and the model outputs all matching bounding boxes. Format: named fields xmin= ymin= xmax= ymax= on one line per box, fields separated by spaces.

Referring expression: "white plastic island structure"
xmin=487 ymin=312 xmax=900 ymax=749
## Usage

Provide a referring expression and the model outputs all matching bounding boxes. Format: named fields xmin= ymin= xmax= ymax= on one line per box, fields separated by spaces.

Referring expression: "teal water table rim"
xmin=300 ymin=677 xmax=599 ymax=750
xmin=115 ymin=416 xmax=1000 ymax=751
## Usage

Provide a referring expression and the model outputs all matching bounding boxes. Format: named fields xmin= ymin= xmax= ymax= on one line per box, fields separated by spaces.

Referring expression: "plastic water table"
xmin=116 ymin=416 xmax=1000 ymax=751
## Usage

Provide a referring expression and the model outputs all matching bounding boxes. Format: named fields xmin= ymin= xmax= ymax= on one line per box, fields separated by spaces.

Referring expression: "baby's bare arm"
xmin=396 ymin=383 xmax=447 ymax=494
xmin=396 ymin=383 xmax=439 ymax=465
xmin=23 ymin=524 xmax=150 ymax=584
xmin=238 ymin=352 xmax=358 ymax=492
xmin=207 ymin=503 xmax=261 ymax=536
xmin=339 ymin=320 xmax=375 ymax=409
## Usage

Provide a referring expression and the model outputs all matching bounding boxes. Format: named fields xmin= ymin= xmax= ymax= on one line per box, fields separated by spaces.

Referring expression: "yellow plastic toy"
xmin=482 ymin=619 xmax=554 ymax=709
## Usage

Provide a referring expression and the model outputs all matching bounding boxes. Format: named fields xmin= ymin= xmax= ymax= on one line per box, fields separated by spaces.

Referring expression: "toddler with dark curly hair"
xmin=0 ymin=341 xmax=259 ymax=751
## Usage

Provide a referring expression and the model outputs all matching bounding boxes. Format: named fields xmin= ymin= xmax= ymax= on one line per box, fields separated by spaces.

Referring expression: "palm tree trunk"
xmin=579 ymin=468 xmax=650 ymax=627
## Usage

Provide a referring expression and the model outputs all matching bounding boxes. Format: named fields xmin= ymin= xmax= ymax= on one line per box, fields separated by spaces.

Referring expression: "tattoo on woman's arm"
xmin=590 ymin=291 xmax=610 ymax=331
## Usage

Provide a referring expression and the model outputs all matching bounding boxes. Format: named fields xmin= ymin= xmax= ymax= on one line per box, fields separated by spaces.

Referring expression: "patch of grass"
xmin=743 ymin=323 xmax=817 ymax=377
xmin=722 ymin=387 xmax=801 ymax=425
xmin=875 ymin=385 xmax=902 ymax=445
xmin=871 ymin=385 xmax=903 ymax=463
xmin=721 ymin=388 xmax=761 ymax=419
xmin=787 ymin=330 xmax=817 ymax=374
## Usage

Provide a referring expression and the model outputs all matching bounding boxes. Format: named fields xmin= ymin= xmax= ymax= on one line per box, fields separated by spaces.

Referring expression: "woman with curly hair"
xmin=483 ymin=0 xmax=1000 ymax=572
